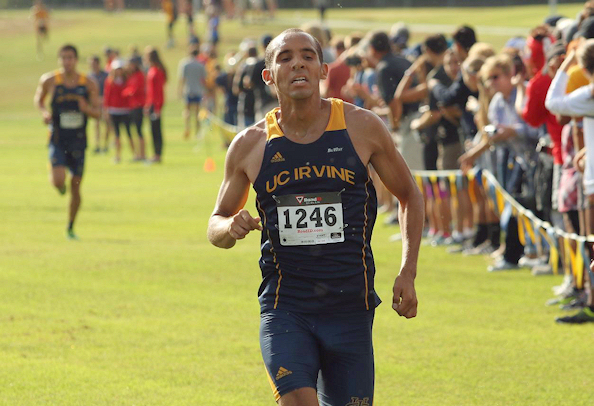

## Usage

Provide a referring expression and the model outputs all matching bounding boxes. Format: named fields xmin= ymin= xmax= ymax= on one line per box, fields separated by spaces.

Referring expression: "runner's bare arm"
xmin=34 ymin=73 xmax=53 ymax=124
xmin=347 ymin=106 xmax=424 ymax=318
xmin=79 ymin=78 xmax=101 ymax=119
xmin=208 ymin=129 xmax=263 ymax=249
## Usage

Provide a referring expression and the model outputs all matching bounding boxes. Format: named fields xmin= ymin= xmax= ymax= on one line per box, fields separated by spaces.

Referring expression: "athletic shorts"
xmin=186 ymin=95 xmax=202 ymax=105
xmin=49 ymin=143 xmax=85 ymax=177
xmin=260 ymin=309 xmax=374 ymax=405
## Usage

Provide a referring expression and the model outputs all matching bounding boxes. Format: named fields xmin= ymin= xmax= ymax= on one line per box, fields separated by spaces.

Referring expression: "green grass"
xmin=0 ymin=5 xmax=592 ymax=405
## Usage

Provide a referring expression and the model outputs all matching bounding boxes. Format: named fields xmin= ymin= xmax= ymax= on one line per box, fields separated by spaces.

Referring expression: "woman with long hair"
xmin=103 ymin=58 xmax=135 ymax=163
xmin=123 ymin=57 xmax=146 ymax=161
xmin=144 ymin=47 xmax=167 ymax=163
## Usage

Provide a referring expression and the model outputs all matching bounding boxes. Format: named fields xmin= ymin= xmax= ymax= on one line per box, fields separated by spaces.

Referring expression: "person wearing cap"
xmin=390 ymin=22 xmax=409 ymax=55
xmin=34 ymin=44 xmax=101 ymax=240
xmin=178 ymin=44 xmax=207 ymax=140
xmin=123 ymin=56 xmax=147 ymax=160
xmin=103 ymin=58 xmax=135 ymax=163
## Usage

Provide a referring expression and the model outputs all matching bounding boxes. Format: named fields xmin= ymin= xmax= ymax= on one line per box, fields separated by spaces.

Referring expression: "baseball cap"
xmin=390 ymin=23 xmax=409 ymax=46
xmin=578 ymin=16 xmax=594 ymax=39
xmin=110 ymin=58 xmax=124 ymax=70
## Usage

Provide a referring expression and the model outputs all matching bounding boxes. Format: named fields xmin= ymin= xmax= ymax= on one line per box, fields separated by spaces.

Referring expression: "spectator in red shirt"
xmin=144 ymin=47 xmax=167 ymax=163
xmin=321 ymin=36 xmax=353 ymax=103
xmin=103 ymin=59 xmax=135 ymax=163
xmin=123 ymin=56 xmax=146 ymax=161
xmin=519 ymin=42 xmax=566 ymax=222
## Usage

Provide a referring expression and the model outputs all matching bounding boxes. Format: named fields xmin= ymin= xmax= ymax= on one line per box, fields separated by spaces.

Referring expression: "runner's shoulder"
xmin=227 ymin=118 xmax=268 ymax=161
xmin=39 ymin=70 xmax=58 ymax=86
xmin=343 ymin=101 xmax=388 ymax=142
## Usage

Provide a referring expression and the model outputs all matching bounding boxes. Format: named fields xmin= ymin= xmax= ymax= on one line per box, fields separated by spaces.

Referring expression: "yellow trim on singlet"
xmin=325 ymin=98 xmax=347 ymax=132
xmin=265 ymin=108 xmax=284 ymax=141
xmin=78 ymin=74 xmax=87 ymax=86
xmin=54 ymin=70 xmax=63 ymax=85
xmin=264 ymin=98 xmax=347 ymax=141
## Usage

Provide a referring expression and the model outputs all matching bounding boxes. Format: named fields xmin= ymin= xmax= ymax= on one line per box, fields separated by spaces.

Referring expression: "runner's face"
xmin=59 ymin=50 xmax=77 ymax=73
xmin=268 ymin=33 xmax=327 ymax=100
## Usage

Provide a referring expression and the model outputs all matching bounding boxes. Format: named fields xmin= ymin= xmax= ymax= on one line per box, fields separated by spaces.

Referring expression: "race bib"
xmin=276 ymin=191 xmax=345 ymax=246
xmin=60 ymin=111 xmax=84 ymax=129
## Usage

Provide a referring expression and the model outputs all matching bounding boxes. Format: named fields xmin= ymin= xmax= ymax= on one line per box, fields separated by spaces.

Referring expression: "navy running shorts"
xmin=260 ymin=309 xmax=374 ymax=405
xmin=49 ymin=143 xmax=85 ymax=177
xmin=186 ymin=95 xmax=202 ymax=105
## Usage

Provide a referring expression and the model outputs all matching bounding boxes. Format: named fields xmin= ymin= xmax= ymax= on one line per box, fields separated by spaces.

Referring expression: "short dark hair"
xmin=265 ymin=28 xmax=323 ymax=69
xmin=370 ymin=31 xmax=391 ymax=53
xmin=452 ymin=26 xmax=477 ymax=52
xmin=59 ymin=44 xmax=78 ymax=58
xmin=424 ymin=34 xmax=448 ymax=55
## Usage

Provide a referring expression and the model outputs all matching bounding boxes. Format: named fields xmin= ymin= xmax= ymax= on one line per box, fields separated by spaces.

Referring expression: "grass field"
xmin=1 ymin=4 xmax=593 ymax=405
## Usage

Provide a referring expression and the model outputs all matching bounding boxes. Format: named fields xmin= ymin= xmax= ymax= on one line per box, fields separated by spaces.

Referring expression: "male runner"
xmin=207 ymin=29 xmax=424 ymax=405
xmin=30 ymin=0 xmax=49 ymax=59
xmin=34 ymin=44 xmax=100 ymax=240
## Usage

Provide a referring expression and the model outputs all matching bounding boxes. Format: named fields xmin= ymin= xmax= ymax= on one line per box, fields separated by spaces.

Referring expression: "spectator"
xmin=103 ymin=59 xmax=134 ymax=163
xmin=88 ymin=55 xmax=109 ymax=154
xmin=233 ymin=43 xmax=258 ymax=127
xmin=178 ymin=44 xmax=207 ymax=140
xmin=321 ymin=36 xmax=354 ymax=103
xmin=123 ymin=56 xmax=146 ymax=161
xmin=144 ymin=47 xmax=167 ymax=163
xmin=545 ymin=40 xmax=594 ymax=324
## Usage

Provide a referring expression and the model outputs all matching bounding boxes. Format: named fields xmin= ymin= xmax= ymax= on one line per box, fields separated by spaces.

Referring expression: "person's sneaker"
xmin=431 ymin=234 xmax=451 ymax=247
xmin=531 ymin=263 xmax=553 ymax=276
xmin=553 ymin=274 xmax=574 ymax=296
xmin=442 ymin=235 xmax=465 ymax=246
xmin=447 ymin=240 xmax=473 ymax=254
xmin=487 ymin=259 xmax=520 ymax=272
xmin=555 ymin=307 xmax=594 ymax=324
xmin=463 ymin=241 xmax=496 ymax=256
xmin=93 ymin=147 xmax=101 ymax=154
xmin=519 ymin=255 xmax=546 ymax=268
xmin=66 ymin=229 xmax=79 ymax=241
xmin=545 ymin=290 xmax=578 ymax=306
xmin=560 ymin=296 xmax=587 ymax=311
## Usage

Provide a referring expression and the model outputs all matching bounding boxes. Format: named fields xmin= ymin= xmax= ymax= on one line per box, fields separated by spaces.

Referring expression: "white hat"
xmin=110 ymin=58 xmax=125 ymax=70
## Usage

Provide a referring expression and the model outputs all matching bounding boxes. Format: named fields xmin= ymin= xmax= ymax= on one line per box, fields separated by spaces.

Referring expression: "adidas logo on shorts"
xmin=270 ymin=152 xmax=285 ymax=163
xmin=275 ymin=366 xmax=292 ymax=380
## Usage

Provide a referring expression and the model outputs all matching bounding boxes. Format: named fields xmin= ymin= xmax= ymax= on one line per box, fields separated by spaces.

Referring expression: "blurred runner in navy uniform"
xmin=208 ymin=29 xmax=424 ymax=405
xmin=34 ymin=44 xmax=100 ymax=240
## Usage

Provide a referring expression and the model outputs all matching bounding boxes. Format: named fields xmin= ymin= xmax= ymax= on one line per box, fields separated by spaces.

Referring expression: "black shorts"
xmin=49 ymin=143 xmax=85 ymax=177
xmin=260 ymin=309 xmax=374 ymax=405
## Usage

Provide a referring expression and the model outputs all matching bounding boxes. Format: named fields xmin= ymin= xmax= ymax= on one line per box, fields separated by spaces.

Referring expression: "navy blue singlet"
xmin=253 ymin=98 xmax=380 ymax=314
xmin=50 ymin=71 xmax=89 ymax=149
